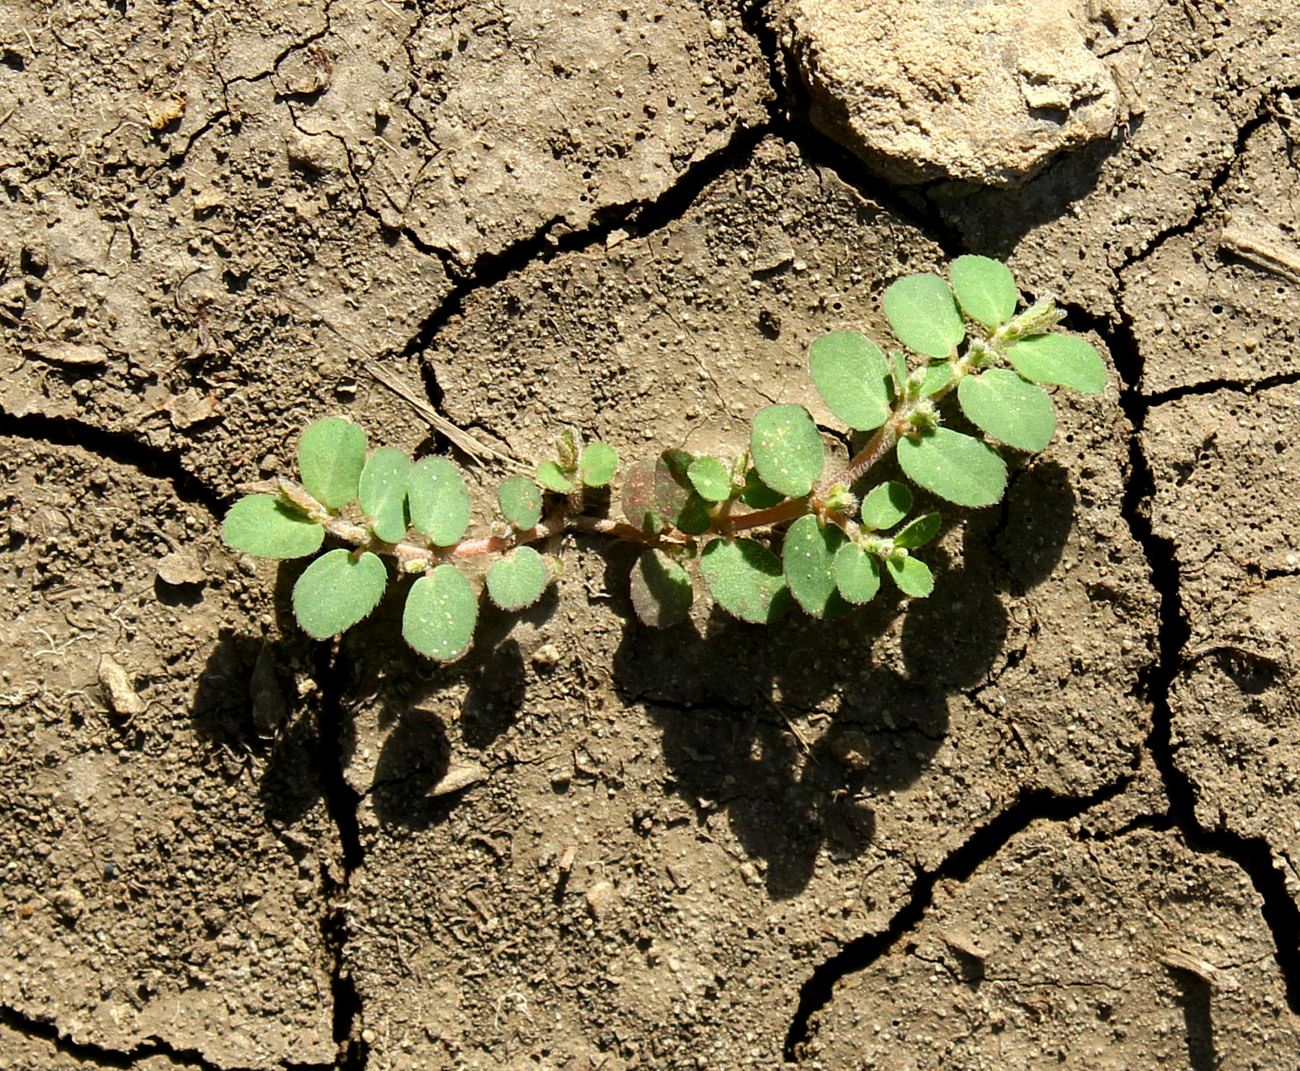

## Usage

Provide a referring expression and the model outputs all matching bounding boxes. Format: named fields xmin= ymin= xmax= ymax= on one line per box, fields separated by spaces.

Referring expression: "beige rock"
xmin=783 ymin=0 xmax=1139 ymax=186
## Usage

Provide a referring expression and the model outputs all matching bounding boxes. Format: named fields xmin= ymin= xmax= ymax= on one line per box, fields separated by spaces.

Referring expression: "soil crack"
xmin=1119 ymin=85 xmax=1300 ymax=274
xmin=782 ymin=777 xmax=1132 ymax=1060
xmin=1145 ymin=369 xmax=1300 ymax=407
xmin=0 ymin=1002 xmax=330 ymax=1071
xmin=0 ymin=408 xmax=225 ymax=515
xmin=313 ymin=646 xmax=367 ymax=1070
xmin=1101 ymin=291 xmax=1300 ymax=1011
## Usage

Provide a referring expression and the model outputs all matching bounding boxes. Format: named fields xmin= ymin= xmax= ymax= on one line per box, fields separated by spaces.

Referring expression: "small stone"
xmin=585 ymin=880 xmax=619 ymax=920
xmin=146 ymin=93 xmax=186 ymax=131
xmin=54 ymin=886 xmax=85 ymax=923
xmin=193 ymin=186 xmax=226 ymax=213
xmin=708 ymin=17 xmax=727 ymax=40
xmin=427 ymin=762 xmax=488 ymax=798
xmin=31 ymin=341 xmax=107 ymax=368
xmin=156 ymin=550 xmax=206 ymax=587
xmin=168 ymin=389 xmax=218 ymax=429
xmin=783 ymin=0 xmax=1131 ymax=186
xmin=829 ymin=728 xmax=871 ymax=771
xmin=98 ymin=655 xmax=146 ymax=717
xmin=532 ymin=642 xmax=561 ymax=667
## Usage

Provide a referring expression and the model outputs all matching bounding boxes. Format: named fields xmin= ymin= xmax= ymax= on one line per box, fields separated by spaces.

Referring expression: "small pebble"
xmin=585 ymin=880 xmax=619 ymax=920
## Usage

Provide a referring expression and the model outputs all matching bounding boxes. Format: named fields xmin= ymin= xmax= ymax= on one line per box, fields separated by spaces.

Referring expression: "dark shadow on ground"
xmin=607 ymin=460 xmax=1073 ymax=898
xmin=925 ymin=117 xmax=1141 ymax=257
xmin=190 ymin=456 xmax=1074 ymax=880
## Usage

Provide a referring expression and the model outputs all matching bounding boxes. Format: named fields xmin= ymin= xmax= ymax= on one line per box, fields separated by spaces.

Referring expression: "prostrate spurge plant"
xmin=222 ymin=257 xmax=1106 ymax=661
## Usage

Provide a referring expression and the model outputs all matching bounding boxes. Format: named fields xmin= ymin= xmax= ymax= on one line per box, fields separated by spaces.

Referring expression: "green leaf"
xmin=1005 ymin=334 xmax=1107 ymax=393
xmin=700 ymin=538 xmax=790 ymax=624
xmin=579 ymin=442 xmax=618 ymax=487
xmin=834 ymin=543 xmax=882 ymax=605
xmin=408 ymin=457 xmax=471 ymax=546
xmin=222 ymin=494 xmax=324 ymax=559
xmin=886 ymin=555 xmax=934 ymax=598
xmin=897 ymin=428 xmax=1007 ymax=508
xmin=919 ymin=362 xmax=954 ymax=397
xmin=535 ymin=460 xmax=574 ymax=493
xmin=623 ymin=452 xmax=710 ymax=535
xmin=882 ymin=274 xmax=965 ymax=358
xmin=358 ymin=447 xmax=411 ymax=543
xmin=402 ymin=565 xmax=479 ymax=662
xmin=658 ymin=451 xmax=712 ymax=535
xmin=497 ymin=475 xmax=543 ymax=530
xmin=890 ymin=350 xmax=909 ymax=399
xmin=950 ymin=255 xmax=1018 ymax=328
xmin=739 ymin=468 xmax=783 ymax=509
xmin=629 ymin=549 xmax=694 ymax=628
xmin=782 ymin=515 xmax=850 ymax=619
xmin=485 ymin=546 xmax=549 ymax=611
xmin=957 ymin=369 xmax=1056 ymax=452
xmin=688 ymin=456 xmax=732 ymax=503
xmin=292 ymin=549 xmax=388 ymax=639
xmin=298 ymin=417 xmax=367 ymax=510
xmin=809 ymin=332 xmax=893 ymax=431
xmin=894 ymin=513 xmax=942 ymax=549
xmin=860 ymin=482 xmax=913 ymax=531
xmin=750 ymin=404 xmax=824 ymax=498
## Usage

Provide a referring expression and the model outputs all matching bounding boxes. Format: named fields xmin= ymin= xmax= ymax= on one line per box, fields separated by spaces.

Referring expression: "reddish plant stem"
xmin=266 ymin=385 xmax=934 ymax=569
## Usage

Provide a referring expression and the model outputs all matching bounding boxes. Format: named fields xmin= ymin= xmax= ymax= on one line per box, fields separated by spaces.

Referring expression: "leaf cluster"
xmin=222 ymin=257 xmax=1106 ymax=660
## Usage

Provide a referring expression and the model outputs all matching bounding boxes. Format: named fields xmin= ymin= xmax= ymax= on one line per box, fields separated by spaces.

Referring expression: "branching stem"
xmin=260 ymin=355 xmax=979 ymax=569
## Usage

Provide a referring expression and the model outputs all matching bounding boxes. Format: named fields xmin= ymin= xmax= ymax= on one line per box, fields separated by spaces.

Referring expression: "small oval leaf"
xmin=957 ymin=369 xmax=1056 ymax=452
xmin=298 ymin=417 xmax=367 ymax=509
xmin=750 ymin=404 xmax=824 ymax=498
xmin=687 ymin=457 xmax=732 ymax=503
xmin=358 ymin=447 xmax=411 ymax=543
xmin=497 ymin=475 xmax=543 ymax=530
xmin=485 ymin=546 xmax=549 ymax=611
xmin=886 ymin=555 xmax=934 ymax=598
xmin=834 ymin=543 xmax=882 ymax=605
xmin=860 ymin=482 xmax=913 ymax=531
xmin=1005 ymin=334 xmax=1107 ymax=393
xmin=292 ymin=549 xmax=388 ymax=639
xmin=782 ymin=514 xmax=850 ymax=619
xmin=629 ymin=549 xmax=694 ymax=628
xmin=894 ymin=512 xmax=942 ymax=549
xmin=882 ymin=274 xmax=965 ymax=358
xmin=950 ymin=255 xmax=1018 ymax=328
xmin=578 ymin=442 xmax=618 ymax=487
xmin=809 ymin=332 xmax=893 ymax=431
xmin=740 ymin=468 xmax=783 ymax=509
xmin=700 ymin=538 xmax=790 ymax=624
xmin=919 ymin=362 xmax=954 ymax=397
xmin=223 ymin=494 xmax=325 ymax=559
xmin=535 ymin=460 xmax=574 ymax=493
xmin=621 ymin=459 xmax=663 ymax=533
xmin=408 ymin=457 xmax=471 ymax=546
xmin=897 ymin=428 xmax=1007 ymax=508
xmin=403 ymin=565 xmax=479 ymax=662
xmin=621 ymin=454 xmax=709 ymax=534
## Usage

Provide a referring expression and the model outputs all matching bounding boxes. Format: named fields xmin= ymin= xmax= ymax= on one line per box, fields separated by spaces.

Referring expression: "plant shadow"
xmin=189 ymin=459 xmax=1075 ymax=886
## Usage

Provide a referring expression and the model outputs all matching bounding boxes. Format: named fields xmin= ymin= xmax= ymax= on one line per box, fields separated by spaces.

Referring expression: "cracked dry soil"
xmin=1 ymin=0 xmax=1299 ymax=1068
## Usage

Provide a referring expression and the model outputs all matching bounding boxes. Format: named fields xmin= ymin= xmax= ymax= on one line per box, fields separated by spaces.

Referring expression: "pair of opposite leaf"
xmin=223 ymin=419 xmax=602 ymax=660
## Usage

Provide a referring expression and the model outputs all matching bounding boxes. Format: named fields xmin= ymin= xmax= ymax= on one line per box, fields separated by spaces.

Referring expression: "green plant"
xmin=222 ymin=257 xmax=1105 ymax=661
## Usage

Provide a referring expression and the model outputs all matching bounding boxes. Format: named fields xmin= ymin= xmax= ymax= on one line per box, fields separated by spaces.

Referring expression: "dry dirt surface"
xmin=1 ymin=0 xmax=1298 ymax=1069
